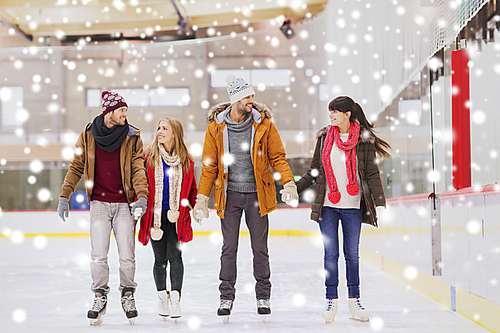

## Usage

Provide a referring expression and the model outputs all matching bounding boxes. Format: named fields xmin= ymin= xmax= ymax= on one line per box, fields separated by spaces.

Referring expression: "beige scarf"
xmin=150 ymin=143 xmax=183 ymax=241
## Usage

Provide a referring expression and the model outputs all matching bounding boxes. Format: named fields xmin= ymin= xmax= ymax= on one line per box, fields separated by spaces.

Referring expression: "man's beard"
xmin=236 ymin=103 xmax=253 ymax=115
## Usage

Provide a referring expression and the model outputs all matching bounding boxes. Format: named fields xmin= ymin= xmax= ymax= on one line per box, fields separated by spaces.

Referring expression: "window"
xmin=251 ymin=69 xmax=291 ymax=87
xmin=114 ymin=89 xmax=150 ymax=107
xmin=319 ymin=84 xmax=330 ymax=102
xmin=86 ymin=88 xmax=190 ymax=107
xmin=87 ymin=89 xmax=101 ymax=107
xmin=150 ymin=88 xmax=190 ymax=106
xmin=211 ymin=69 xmax=291 ymax=88
xmin=1 ymin=87 xmax=24 ymax=127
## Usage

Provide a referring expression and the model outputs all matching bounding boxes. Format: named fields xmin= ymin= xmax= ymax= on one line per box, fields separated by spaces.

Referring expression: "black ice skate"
xmin=257 ymin=299 xmax=271 ymax=321
xmin=121 ymin=287 xmax=138 ymax=325
xmin=87 ymin=290 xmax=107 ymax=326
xmin=217 ymin=299 xmax=233 ymax=323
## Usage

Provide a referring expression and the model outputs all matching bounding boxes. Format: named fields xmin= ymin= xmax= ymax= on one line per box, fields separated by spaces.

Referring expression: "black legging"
xmin=151 ymin=209 xmax=184 ymax=294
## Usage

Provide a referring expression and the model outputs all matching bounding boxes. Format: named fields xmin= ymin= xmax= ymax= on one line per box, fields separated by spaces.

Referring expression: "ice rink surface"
xmin=0 ymin=234 xmax=489 ymax=333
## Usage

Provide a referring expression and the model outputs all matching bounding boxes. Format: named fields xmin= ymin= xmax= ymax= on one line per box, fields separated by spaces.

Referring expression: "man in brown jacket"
xmin=193 ymin=75 xmax=298 ymax=320
xmin=57 ymin=91 xmax=148 ymax=326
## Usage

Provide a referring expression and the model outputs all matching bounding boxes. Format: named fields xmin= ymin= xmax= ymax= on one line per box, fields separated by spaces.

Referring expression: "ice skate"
xmin=257 ymin=299 xmax=271 ymax=321
xmin=157 ymin=290 xmax=169 ymax=320
xmin=217 ymin=299 xmax=233 ymax=323
xmin=348 ymin=298 xmax=370 ymax=322
xmin=87 ymin=290 xmax=107 ymax=326
xmin=170 ymin=290 xmax=181 ymax=322
xmin=322 ymin=298 xmax=338 ymax=323
xmin=121 ymin=288 xmax=138 ymax=325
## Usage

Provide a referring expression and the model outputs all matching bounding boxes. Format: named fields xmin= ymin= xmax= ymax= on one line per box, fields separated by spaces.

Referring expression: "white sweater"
xmin=323 ymin=133 xmax=361 ymax=209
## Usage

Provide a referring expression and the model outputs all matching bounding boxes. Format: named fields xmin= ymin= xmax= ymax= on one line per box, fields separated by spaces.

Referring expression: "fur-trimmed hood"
xmin=316 ymin=124 xmax=375 ymax=144
xmin=206 ymin=101 xmax=274 ymax=123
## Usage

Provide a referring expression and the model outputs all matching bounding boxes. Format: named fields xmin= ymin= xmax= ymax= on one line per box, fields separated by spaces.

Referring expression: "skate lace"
xmin=326 ymin=299 xmax=335 ymax=311
xmin=91 ymin=295 xmax=106 ymax=312
xmin=257 ymin=299 xmax=270 ymax=308
xmin=121 ymin=294 xmax=137 ymax=312
xmin=219 ymin=299 xmax=233 ymax=310
xmin=354 ymin=299 xmax=365 ymax=310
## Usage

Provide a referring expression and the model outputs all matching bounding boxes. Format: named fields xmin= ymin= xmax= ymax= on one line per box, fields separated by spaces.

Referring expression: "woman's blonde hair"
xmin=145 ymin=116 xmax=193 ymax=173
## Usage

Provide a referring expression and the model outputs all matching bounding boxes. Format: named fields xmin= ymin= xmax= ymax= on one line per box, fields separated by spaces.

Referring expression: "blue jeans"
xmin=319 ymin=206 xmax=363 ymax=299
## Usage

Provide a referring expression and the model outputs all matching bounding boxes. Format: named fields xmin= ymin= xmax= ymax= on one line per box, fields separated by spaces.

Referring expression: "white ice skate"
xmin=157 ymin=290 xmax=169 ymax=320
xmin=87 ymin=292 xmax=107 ymax=326
xmin=170 ymin=290 xmax=181 ymax=322
xmin=322 ymin=298 xmax=338 ymax=323
xmin=217 ymin=299 xmax=233 ymax=323
xmin=121 ymin=290 xmax=138 ymax=325
xmin=257 ymin=299 xmax=271 ymax=322
xmin=348 ymin=298 xmax=370 ymax=322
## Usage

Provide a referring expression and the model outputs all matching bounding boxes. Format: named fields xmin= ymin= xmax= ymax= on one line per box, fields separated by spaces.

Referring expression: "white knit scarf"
xmin=150 ymin=143 xmax=183 ymax=241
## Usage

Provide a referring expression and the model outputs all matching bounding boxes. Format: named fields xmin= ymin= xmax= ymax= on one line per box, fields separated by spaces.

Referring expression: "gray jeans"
xmin=219 ymin=190 xmax=271 ymax=301
xmin=89 ymin=200 xmax=137 ymax=295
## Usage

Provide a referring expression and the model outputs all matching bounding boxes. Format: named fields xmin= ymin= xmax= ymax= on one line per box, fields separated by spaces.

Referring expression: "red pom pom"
xmin=347 ymin=184 xmax=359 ymax=196
xmin=328 ymin=191 xmax=341 ymax=204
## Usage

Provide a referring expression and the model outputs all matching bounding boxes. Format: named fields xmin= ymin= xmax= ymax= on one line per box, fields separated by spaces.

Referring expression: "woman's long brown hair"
xmin=328 ymin=96 xmax=391 ymax=159
xmin=145 ymin=116 xmax=193 ymax=173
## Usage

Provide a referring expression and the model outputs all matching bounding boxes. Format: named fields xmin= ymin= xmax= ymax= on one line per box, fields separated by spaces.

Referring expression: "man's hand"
xmin=279 ymin=181 xmax=299 ymax=207
xmin=57 ymin=197 xmax=69 ymax=222
xmin=130 ymin=197 xmax=147 ymax=220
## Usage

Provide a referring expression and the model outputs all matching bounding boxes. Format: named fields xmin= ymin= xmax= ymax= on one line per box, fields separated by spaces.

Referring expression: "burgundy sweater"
xmin=91 ymin=145 xmax=127 ymax=203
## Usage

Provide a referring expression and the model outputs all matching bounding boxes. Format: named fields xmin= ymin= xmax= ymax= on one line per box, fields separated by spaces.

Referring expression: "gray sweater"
xmin=225 ymin=111 xmax=257 ymax=193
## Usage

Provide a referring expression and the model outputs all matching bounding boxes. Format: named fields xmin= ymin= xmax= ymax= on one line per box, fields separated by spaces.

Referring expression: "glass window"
xmin=1 ymin=87 xmax=24 ymax=127
xmin=211 ymin=70 xmax=251 ymax=88
xmin=150 ymin=88 xmax=190 ymax=106
xmin=319 ymin=84 xmax=330 ymax=102
xmin=251 ymin=69 xmax=291 ymax=87
xmin=114 ymin=89 xmax=149 ymax=107
xmin=87 ymin=89 xmax=101 ymax=108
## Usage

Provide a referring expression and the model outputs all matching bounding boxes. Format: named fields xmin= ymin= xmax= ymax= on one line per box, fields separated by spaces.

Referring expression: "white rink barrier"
xmin=0 ymin=206 xmax=319 ymax=237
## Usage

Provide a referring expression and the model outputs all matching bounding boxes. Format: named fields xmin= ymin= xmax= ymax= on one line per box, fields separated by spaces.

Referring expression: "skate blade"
xmin=324 ymin=318 xmax=334 ymax=324
xmin=222 ymin=316 xmax=230 ymax=323
xmin=128 ymin=318 xmax=136 ymax=325
xmin=89 ymin=318 xmax=103 ymax=326
xmin=350 ymin=316 xmax=369 ymax=322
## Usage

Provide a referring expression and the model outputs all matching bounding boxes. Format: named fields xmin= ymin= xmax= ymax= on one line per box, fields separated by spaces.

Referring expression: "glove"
xmin=279 ymin=181 xmax=299 ymax=207
xmin=193 ymin=194 xmax=209 ymax=224
xmin=130 ymin=197 xmax=147 ymax=220
xmin=57 ymin=197 xmax=69 ymax=222
xmin=376 ymin=206 xmax=386 ymax=220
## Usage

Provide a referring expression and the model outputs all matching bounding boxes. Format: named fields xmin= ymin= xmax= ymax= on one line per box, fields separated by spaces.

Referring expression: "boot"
xmin=157 ymin=290 xmax=169 ymax=318
xmin=170 ymin=290 xmax=181 ymax=319
xmin=349 ymin=297 xmax=370 ymax=322
xmin=87 ymin=289 xmax=107 ymax=326
xmin=322 ymin=298 xmax=338 ymax=323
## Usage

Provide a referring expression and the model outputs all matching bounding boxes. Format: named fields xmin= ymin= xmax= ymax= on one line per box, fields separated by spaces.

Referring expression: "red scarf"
xmin=322 ymin=121 xmax=360 ymax=204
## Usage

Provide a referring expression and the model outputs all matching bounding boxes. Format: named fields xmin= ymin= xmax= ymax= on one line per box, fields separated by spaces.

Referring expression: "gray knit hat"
xmin=226 ymin=75 xmax=255 ymax=104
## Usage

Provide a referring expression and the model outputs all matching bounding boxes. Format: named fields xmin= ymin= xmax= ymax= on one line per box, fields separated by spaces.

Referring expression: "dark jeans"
xmin=319 ymin=206 xmax=363 ymax=299
xmin=219 ymin=190 xmax=271 ymax=301
xmin=150 ymin=209 xmax=184 ymax=294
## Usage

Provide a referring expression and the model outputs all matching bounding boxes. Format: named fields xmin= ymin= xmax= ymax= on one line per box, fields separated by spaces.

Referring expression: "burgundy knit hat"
xmin=101 ymin=91 xmax=128 ymax=115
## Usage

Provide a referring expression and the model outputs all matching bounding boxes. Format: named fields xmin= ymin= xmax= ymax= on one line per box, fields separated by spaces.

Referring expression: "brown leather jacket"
xmin=296 ymin=125 xmax=385 ymax=227
xmin=60 ymin=122 xmax=148 ymax=204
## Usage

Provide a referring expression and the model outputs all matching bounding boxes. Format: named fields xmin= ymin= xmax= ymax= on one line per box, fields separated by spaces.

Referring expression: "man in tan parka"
xmin=57 ymin=91 xmax=148 ymax=326
xmin=193 ymin=75 xmax=298 ymax=319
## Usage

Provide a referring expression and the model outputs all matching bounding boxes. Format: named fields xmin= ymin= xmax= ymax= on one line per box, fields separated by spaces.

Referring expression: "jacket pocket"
xmin=261 ymin=178 xmax=277 ymax=209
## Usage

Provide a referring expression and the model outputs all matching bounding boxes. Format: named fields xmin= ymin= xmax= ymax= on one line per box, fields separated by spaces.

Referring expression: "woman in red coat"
xmin=138 ymin=116 xmax=198 ymax=320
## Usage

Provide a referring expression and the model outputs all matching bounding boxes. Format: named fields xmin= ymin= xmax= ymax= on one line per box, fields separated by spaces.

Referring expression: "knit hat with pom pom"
xmin=101 ymin=91 xmax=128 ymax=115
xmin=226 ymin=75 xmax=255 ymax=104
